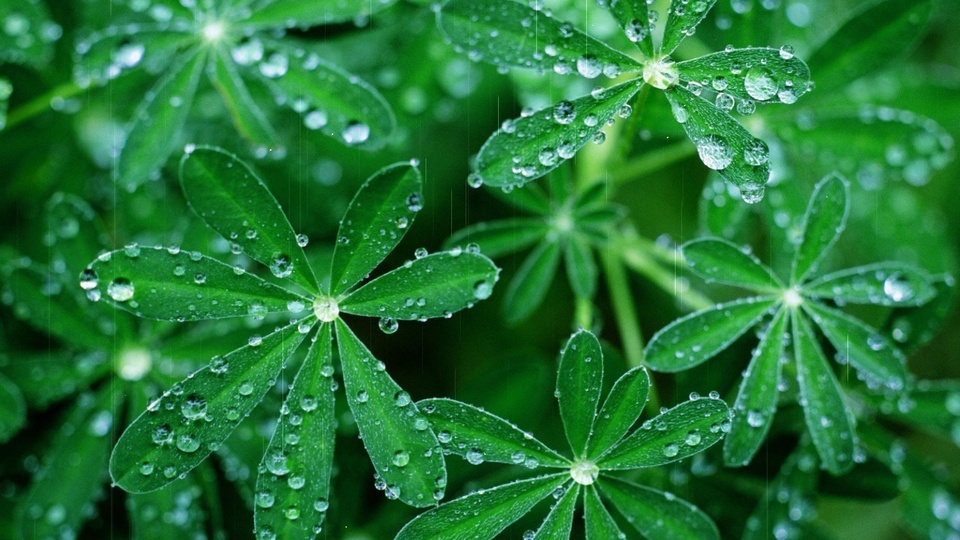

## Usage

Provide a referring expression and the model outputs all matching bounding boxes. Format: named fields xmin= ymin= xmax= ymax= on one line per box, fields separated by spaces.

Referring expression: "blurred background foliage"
xmin=0 ymin=0 xmax=958 ymax=538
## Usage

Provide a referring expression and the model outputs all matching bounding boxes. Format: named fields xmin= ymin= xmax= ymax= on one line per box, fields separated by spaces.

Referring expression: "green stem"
xmin=615 ymin=230 xmax=714 ymax=312
xmin=5 ymin=81 xmax=84 ymax=130
xmin=610 ymin=140 xmax=698 ymax=186
xmin=600 ymin=246 xmax=645 ymax=368
xmin=574 ymin=296 xmax=594 ymax=330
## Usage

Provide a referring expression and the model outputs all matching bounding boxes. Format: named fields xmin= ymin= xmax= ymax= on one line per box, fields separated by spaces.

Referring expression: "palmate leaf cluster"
xmin=0 ymin=0 xmax=959 ymax=539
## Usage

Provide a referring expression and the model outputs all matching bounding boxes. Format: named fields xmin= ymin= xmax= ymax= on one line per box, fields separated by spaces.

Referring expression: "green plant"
xmin=2 ymin=0 xmax=959 ymax=539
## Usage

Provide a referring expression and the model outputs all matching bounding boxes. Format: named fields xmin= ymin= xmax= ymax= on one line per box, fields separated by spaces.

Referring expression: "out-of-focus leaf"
xmin=207 ymin=49 xmax=281 ymax=149
xmin=564 ymin=235 xmax=597 ymax=299
xmin=792 ymin=173 xmax=848 ymax=284
xmin=445 ymin=219 xmax=548 ymax=259
xmin=1 ymin=350 xmax=110 ymax=409
xmin=503 ymin=239 xmax=563 ymax=325
xmin=0 ymin=0 xmax=61 ymax=67
xmin=0 ymin=373 xmax=25 ymax=443
xmin=243 ymin=0 xmax=397 ymax=28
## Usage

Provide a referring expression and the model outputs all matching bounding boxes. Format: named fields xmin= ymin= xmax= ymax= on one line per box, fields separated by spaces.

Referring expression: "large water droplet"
xmin=696 ymin=134 xmax=734 ymax=170
xmin=107 ymin=277 xmax=135 ymax=302
xmin=342 ymin=121 xmax=370 ymax=145
xmin=744 ymin=67 xmax=779 ymax=101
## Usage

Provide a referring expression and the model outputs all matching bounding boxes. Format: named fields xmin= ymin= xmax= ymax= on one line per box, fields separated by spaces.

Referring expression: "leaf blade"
xmin=584 ymin=485 xmax=625 ymax=540
xmin=330 ymin=162 xmax=422 ymax=295
xmin=534 ymin=483 xmax=579 ymax=540
xmin=243 ymin=0 xmax=397 ymax=28
xmin=179 ymin=146 xmax=317 ymax=292
xmin=558 ymin=330 xmax=604 ymax=456
xmin=644 ymin=297 xmax=779 ymax=372
xmin=601 ymin=477 xmax=720 ymax=540
xmin=791 ymin=173 xmax=849 ymax=284
xmin=682 ymin=237 xmax=782 ymax=291
xmin=603 ymin=0 xmax=654 ymax=58
xmin=661 ymin=0 xmax=718 ymax=55
xmin=586 ymin=366 xmax=650 ymax=459
xmin=564 ymin=235 xmax=598 ymax=299
xmin=109 ymin=321 xmax=308 ymax=492
xmin=208 ymin=48 xmax=282 ymax=149
xmin=335 ymin=319 xmax=445 ymax=507
xmin=677 ymin=47 xmax=812 ymax=105
xmin=445 ymin=219 xmax=549 ymax=259
xmin=803 ymin=262 xmax=937 ymax=307
xmin=340 ymin=251 xmax=499 ymax=320
xmin=503 ymin=240 xmax=563 ymax=325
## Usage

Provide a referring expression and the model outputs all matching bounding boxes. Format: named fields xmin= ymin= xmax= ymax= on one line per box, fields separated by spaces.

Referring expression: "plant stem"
xmin=615 ymin=230 xmax=714 ymax=312
xmin=610 ymin=139 xmax=697 ymax=186
xmin=574 ymin=296 xmax=594 ymax=330
xmin=600 ymin=245 xmax=645 ymax=368
xmin=4 ymin=81 xmax=84 ymax=130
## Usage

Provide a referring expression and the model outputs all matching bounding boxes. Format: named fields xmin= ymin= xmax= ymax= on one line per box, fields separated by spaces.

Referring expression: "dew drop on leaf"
xmin=107 ymin=277 xmax=135 ymax=302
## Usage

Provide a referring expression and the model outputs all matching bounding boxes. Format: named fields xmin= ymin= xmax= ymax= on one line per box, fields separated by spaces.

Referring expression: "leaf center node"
xmin=643 ymin=56 xmax=679 ymax=90
xmin=116 ymin=346 xmax=152 ymax=381
xmin=313 ymin=295 xmax=340 ymax=322
xmin=569 ymin=460 xmax=600 ymax=485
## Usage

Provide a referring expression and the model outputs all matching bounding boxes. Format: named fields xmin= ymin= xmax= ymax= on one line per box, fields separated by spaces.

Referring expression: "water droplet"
xmin=744 ymin=67 xmax=779 ymax=101
xmin=107 ymin=278 xmax=135 ymax=302
xmin=466 ymin=448 xmax=485 ymax=465
xmin=181 ymin=393 xmax=207 ymax=421
xmin=392 ymin=450 xmax=410 ymax=467
xmin=696 ymin=134 xmax=734 ymax=170
xmin=747 ymin=409 xmax=765 ymax=428
xmin=269 ymin=254 xmax=293 ymax=278
xmin=576 ymin=55 xmax=603 ymax=79
xmin=152 ymin=424 xmax=173 ymax=445
xmin=266 ymin=451 xmax=290 ymax=476
xmin=313 ymin=296 xmax=339 ymax=322
xmin=883 ymin=272 xmax=915 ymax=302
xmin=569 ymin=460 xmax=599 ymax=485
xmin=553 ymin=100 xmax=576 ymax=124
xmin=288 ymin=475 xmax=305 ymax=489
xmin=342 ymin=121 xmax=370 ymax=145
xmin=79 ymin=268 xmax=99 ymax=290
xmin=473 ymin=280 xmax=493 ymax=300
xmin=256 ymin=490 xmax=275 ymax=508
xmin=406 ymin=192 xmax=423 ymax=212
xmin=314 ymin=498 xmax=329 ymax=512
xmin=248 ymin=335 xmax=263 ymax=347
xmin=779 ymin=45 xmax=795 ymax=60
xmin=663 ymin=443 xmax=680 ymax=457
xmin=176 ymin=433 xmax=200 ymax=453
xmin=379 ymin=317 xmax=399 ymax=334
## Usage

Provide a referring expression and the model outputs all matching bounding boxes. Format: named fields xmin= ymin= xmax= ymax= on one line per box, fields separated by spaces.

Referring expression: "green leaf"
xmin=774 ymin=108 xmax=953 ymax=187
xmin=666 ymin=85 xmax=771 ymax=201
xmin=0 ymin=0 xmax=59 ymax=67
xmin=73 ymin=25 xmax=194 ymax=87
xmin=791 ymin=173 xmax=849 ymax=284
xmin=682 ymin=238 xmax=782 ymax=292
xmin=243 ymin=0 xmax=397 ymax=28
xmin=803 ymin=262 xmax=937 ymax=307
xmin=418 ymin=398 xmax=568 ymax=468
xmin=603 ymin=0 xmax=654 ymax=58
xmin=741 ymin=441 xmax=820 ymax=540
xmin=1 ymin=350 xmax=110 ymax=409
xmin=255 ymin=324 xmax=336 ymax=539
xmin=890 ymin=379 xmax=960 ymax=440
xmin=45 ymin=193 xmax=109 ymax=294
xmin=17 ymin=387 xmax=118 ymax=540
xmin=587 ymin=366 xmax=650 ymax=459
xmin=803 ymin=301 xmax=908 ymax=392
xmin=439 ymin=0 xmax=642 ymax=75
xmin=128 ymin=469 xmax=211 ymax=540
xmin=884 ymin=278 xmax=955 ymax=354
xmin=258 ymin=40 xmax=395 ymax=150
xmin=335 ymin=319 xmax=444 ymax=507
xmin=661 ymin=0 xmax=718 ymax=56
xmin=558 ymin=330 xmax=604 ymax=456
xmin=806 ymin=0 xmax=933 ymax=93
xmin=179 ymin=146 xmax=317 ymax=293
xmin=792 ymin=311 xmax=856 ymax=475
xmin=87 ymin=247 xmax=303 ymax=321
xmin=474 ymin=81 xmax=643 ymax=188
xmin=117 ymin=49 xmax=206 ymax=190
xmin=445 ymin=219 xmax=548 ymax=259
xmin=598 ymin=396 xmax=729 ymax=469
xmin=340 ymin=251 xmax=499 ymax=320
xmin=534 ymin=483 xmax=579 ymax=539
xmin=698 ymin=173 xmax=752 ymax=242
xmin=584 ymin=485 xmax=625 ymax=540
xmin=4 ymin=263 xmax=112 ymax=351
xmin=0 ymin=372 xmax=25 ymax=443
xmin=110 ymin=321 xmax=308 ymax=492
xmin=677 ymin=47 xmax=812 ymax=105
xmin=644 ymin=297 xmax=779 ymax=372
xmin=724 ymin=308 xmax=789 ymax=467
xmin=208 ymin=48 xmax=281 ymax=149
xmin=0 ymin=78 xmax=9 ymax=130
xmin=329 ymin=162 xmax=422 ymax=295
xmin=395 ymin=474 xmax=567 ymax=540
xmin=503 ymin=239 xmax=563 ymax=325
xmin=564 ymin=235 xmax=597 ymax=299
xmin=601 ymin=477 xmax=720 ymax=540
xmin=486 ymin=183 xmax=552 ymax=214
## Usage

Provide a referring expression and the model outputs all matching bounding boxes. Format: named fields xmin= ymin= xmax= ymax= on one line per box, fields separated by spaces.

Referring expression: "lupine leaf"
xmin=445 ymin=219 xmax=548 ymax=259
xmin=587 ymin=366 xmax=650 ymax=459
xmin=698 ymin=173 xmax=751 ymax=241
xmin=329 ymin=162 xmax=422 ymax=295
xmin=564 ymin=235 xmax=597 ymax=299
xmin=4 ymin=263 xmax=112 ymax=351
xmin=117 ymin=49 xmax=206 ymax=190
xmin=682 ymin=238 xmax=783 ymax=291
xmin=603 ymin=0 xmax=654 ymax=58
xmin=73 ymin=26 xmax=194 ymax=87
xmin=584 ymin=485 xmax=625 ymax=540
xmin=0 ymin=372 xmax=25 ymax=443
xmin=335 ymin=320 xmax=444 ymax=507
xmin=557 ymin=330 xmax=603 ymax=456
xmin=1 ymin=349 xmax=110 ymax=409
xmin=889 ymin=379 xmax=960 ymax=440
xmin=598 ymin=396 xmax=729 ymax=469
xmin=87 ymin=248 xmax=303 ymax=321
xmin=803 ymin=263 xmax=937 ymax=307
xmin=503 ymin=239 xmax=563 ymax=325
xmin=741 ymin=441 xmax=820 ymax=540
xmin=666 ymin=85 xmax=771 ymax=201
xmin=395 ymin=474 xmax=567 ymax=540
xmin=439 ymin=0 xmax=642 ymax=75
xmin=884 ymin=279 xmax=955 ymax=354
xmin=110 ymin=321 xmax=307 ymax=492
xmin=533 ymin=483 xmax=579 ymax=539
xmin=0 ymin=78 xmax=9 ymax=131
xmin=207 ymin=49 xmax=281 ymax=149
xmin=677 ymin=47 xmax=812 ymax=105
xmin=724 ymin=308 xmax=789 ymax=467
xmin=661 ymin=0 xmax=718 ymax=56
xmin=601 ymin=477 xmax=720 ymax=540
xmin=179 ymin=146 xmax=317 ymax=293
xmin=243 ymin=0 xmax=398 ymax=28
xmin=255 ymin=324 xmax=336 ymax=539
xmin=775 ymin=108 xmax=953 ymax=188
xmin=419 ymin=398 xmax=568 ymax=468
xmin=804 ymin=301 xmax=908 ymax=392
xmin=340 ymin=251 xmax=499 ymax=320
xmin=791 ymin=173 xmax=849 ymax=284
xmin=0 ymin=0 xmax=60 ymax=67
xmin=17 ymin=387 xmax=118 ymax=540
xmin=128 ymin=469 xmax=211 ymax=540
xmin=792 ymin=311 xmax=856 ymax=475
xmin=473 ymin=81 xmax=642 ymax=188
xmin=806 ymin=0 xmax=934 ymax=93
xmin=644 ymin=297 xmax=779 ymax=372
xmin=258 ymin=39 xmax=395 ymax=150
xmin=45 ymin=193 xmax=109 ymax=289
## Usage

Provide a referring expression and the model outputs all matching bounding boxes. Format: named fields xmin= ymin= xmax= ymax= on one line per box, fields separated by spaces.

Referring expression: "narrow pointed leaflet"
xmin=557 ymin=330 xmax=603 ymax=456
